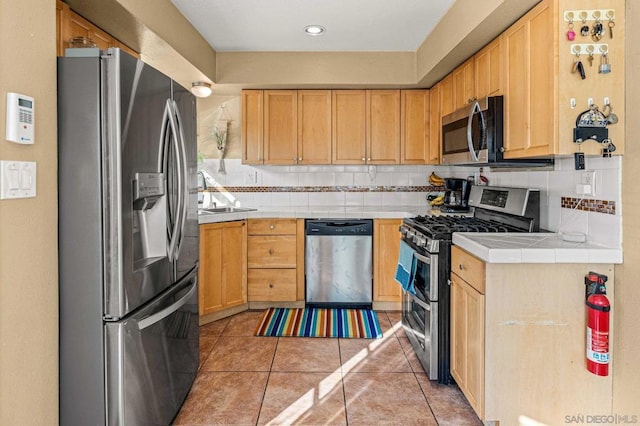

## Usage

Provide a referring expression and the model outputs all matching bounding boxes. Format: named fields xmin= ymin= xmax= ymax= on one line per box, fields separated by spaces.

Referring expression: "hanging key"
xmin=608 ymin=20 xmax=615 ymax=39
xmin=580 ymin=12 xmax=589 ymax=36
xmin=592 ymin=12 xmax=604 ymax=42
xmin=607 ymin=10 xmax=615 ymax=39
xmin=586 ymin=45 xmax=595 ymax=67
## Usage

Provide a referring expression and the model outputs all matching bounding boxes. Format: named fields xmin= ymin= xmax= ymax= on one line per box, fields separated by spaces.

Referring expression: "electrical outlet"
xmin=577 ymin=171 xmax=596 ymax=196
xmin=245 ymin=171 xmax=258 ymax=184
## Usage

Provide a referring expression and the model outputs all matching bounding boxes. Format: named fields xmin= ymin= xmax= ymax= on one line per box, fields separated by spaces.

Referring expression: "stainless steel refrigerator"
xmin=58 ymin=48 xmax=199 ymax=425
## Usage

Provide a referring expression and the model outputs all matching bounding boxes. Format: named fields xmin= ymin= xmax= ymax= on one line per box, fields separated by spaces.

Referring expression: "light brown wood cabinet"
xmin=298 ymin=90 xmax=332 ymax=164
xmin=400 ymin=90 xmax=431 ymax=165
xmin=502 ymin=0 xmax=555 ymax=159
xmin=264 ymin=90 xmax=298 ymax=165
xmin=439 ymin=74 xmax=455 ymax=117
xmin=247 ymin=219 xmax=299 ymax=302
xmin=450 ymin=246 xmax=486 ymax=418
xmin=242 ymin=90 xmax=264 ymax=164
xmin=56 ymin=0 xmax=138 ymax=58
xmin=199 ymin=221 xmax=247 ymax=316
xmin=450 ymin=244 xmax=617 ymax=424
xmin=474 ymin=37 xmax=503 ymax=99
xmin=373 ymin=219 xmax=403 ymax=304
xmin=428 ymin=84 xmax=441 ymax=164
xmin=242 ymin=89 xmax=332 ymax=165
xmin=331 ymin=90 xmax=368 ymax=164
xmin=452 ymin=57 xmax=476 ymax=111
xmin=332 ymin=89 xmax=404 ymax=164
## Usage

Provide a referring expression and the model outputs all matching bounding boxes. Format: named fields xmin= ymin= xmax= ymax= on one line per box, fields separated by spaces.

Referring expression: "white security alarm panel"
xmin=6 ymin=92 xmax=34 ymax=144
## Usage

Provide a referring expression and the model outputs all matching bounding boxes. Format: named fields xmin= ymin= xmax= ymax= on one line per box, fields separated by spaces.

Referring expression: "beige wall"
xmin=0 ymin=0 xmax=59 ymax=424
xmin=614 ymin=0 xmax=640 ymax=415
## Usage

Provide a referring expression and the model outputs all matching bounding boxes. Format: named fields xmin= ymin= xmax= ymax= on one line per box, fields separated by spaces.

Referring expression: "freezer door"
xmin=171 ymin=82 xmax=199 ymax=280
xmin=105 ymin=267 xmax=199 ymax=426
xmin=103 ymin=49 xmax=175 ymax=319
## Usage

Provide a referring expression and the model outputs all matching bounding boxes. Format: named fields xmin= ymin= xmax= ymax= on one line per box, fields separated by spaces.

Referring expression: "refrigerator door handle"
xmin=171 ymin=100 xmax=189 ymax=260
xmin=137 ymin=276 xmax=197 ymax=330
xmin=164 ymin=99 xmax=184 ymax=261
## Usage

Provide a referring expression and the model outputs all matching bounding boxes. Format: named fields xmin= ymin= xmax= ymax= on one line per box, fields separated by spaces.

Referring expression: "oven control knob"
xmin=415 ymin=235 xmax=426 ymax=247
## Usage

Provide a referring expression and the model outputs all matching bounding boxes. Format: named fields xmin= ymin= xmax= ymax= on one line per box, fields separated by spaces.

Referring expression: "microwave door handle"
xmin=467 ymin=101 xmax=481 ymax=162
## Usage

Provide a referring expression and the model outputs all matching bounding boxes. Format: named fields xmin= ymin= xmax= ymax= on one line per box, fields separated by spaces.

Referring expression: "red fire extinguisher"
xmin=585 ymin=272 xmax=610 ymax=376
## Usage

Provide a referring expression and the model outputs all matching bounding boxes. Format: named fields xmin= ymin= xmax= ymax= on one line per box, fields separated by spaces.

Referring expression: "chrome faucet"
xmin=197 ymin=170 xmax=208 ymax=190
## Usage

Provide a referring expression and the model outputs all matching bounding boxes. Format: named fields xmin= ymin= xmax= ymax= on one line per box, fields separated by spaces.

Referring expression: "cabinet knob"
xmin=269 ymin=283 xmax=274 ymax=288
xmin=367 ymin=157 xmax=371 ymax=161
xmin=361 ymin=157 xmax=366 ymax=161
xmin=269 ymin=249 xmax=274 ymax=255
xmin=298 ymin=157 xmax=302 ymax=161
xmin=269 ymin=224 xmax=275 ymax=230
xmin=459 ymin=264 xmax=465 ymax=270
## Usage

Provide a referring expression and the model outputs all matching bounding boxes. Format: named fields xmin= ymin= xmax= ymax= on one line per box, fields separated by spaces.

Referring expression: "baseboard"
xmin=199 ymin=303 xmax=249 ymax=325
xmin=248 ymin=301 xmax=306 ymax=310
xmin=372 ymin=301 xmax=402 ymax=311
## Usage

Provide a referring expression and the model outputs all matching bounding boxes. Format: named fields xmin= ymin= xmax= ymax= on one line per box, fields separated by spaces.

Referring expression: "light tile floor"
xmin=174 ymin=310 xmax=482 ymax=425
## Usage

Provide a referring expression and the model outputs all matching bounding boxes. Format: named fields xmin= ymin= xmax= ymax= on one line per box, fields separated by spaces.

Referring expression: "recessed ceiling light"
xmin=304 ymin=25 xmax=326 ymax=36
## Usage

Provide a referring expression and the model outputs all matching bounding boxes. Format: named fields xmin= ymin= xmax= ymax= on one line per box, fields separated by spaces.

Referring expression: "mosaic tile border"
xmin=561 ymin=196 xmax=616 ymax=215
xmin=202 ymin=185 xmax=443 ymax=193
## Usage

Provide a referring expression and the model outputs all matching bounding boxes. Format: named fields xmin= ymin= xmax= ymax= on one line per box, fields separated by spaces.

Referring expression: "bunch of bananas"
xmin=428 ymin=172 xmax=445 ymax=186
xmin=429 ymin=194 xmax=445 ymax=206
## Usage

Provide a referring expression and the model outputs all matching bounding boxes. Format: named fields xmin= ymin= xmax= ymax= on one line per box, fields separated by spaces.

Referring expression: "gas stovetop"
xmin=405 ymin=215 xmax=527 ymax=239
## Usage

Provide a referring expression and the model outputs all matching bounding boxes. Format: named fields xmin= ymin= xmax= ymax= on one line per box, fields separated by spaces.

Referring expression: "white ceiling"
xmin=170 ymin=0 xmax=456 ymax=52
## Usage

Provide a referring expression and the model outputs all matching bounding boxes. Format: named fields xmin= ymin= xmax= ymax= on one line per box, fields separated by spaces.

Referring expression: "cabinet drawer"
xmin=451 ymin=246 xmax=485 ymax=294
xmin=248 ymin=218 xmax=297 ymax=235
xmin=248 ymin=269 xmax=297 ymax=301
xmin=247 ymin=235 xmax=297 ymax=268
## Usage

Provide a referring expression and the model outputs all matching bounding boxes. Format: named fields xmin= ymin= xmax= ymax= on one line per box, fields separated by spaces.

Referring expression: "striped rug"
xmin=254 ymin=308 xmax=383 ymax=339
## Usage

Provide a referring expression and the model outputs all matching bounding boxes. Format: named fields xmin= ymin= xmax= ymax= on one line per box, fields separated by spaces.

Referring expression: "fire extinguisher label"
xmin=587 ymin=327 xmax=609 ymax=364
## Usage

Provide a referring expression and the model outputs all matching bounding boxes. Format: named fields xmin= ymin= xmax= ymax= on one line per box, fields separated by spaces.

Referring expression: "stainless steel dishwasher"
xmin=305 ymin=219 xmax=373 ymax=308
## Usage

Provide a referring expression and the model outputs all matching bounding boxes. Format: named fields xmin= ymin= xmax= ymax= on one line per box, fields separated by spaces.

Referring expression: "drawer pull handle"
xmin=269 ymin=224 xmax=275 ymax=230
xmin=269 ymin=249 xmax=274 ymax=255
xmin=459 ymin=264 xmax=465 ymax=270
xmin=269 ymin=283 xmax=274 ymax=288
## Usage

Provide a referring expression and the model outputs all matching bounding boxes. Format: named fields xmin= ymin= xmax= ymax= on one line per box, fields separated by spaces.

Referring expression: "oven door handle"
xmin=413 ymin=251 xmax=431 ymax=265
xmin=407 ymin=291 xmax=431 ymax=310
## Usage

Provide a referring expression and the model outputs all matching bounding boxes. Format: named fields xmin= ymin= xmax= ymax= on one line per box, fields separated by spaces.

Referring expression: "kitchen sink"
xmin=198 ymin=207 xmax=257 ymax=214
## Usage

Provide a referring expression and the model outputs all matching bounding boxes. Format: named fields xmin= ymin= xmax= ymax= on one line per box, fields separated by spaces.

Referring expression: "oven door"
xmin=412 ymin=249 xmax=439 ymax=303
xmin=403 ymin=291 xmax=439 ymax=380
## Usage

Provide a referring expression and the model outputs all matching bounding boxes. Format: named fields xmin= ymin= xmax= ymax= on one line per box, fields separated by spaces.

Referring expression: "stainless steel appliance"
xmin=58 ymin=48 xmax=199 ymax=425
xmin=441 ymin=178 xmax=473 ymax=213
xmin=399 ymin=185 xmax=541 ymax=383
xmin=441 ymin=96 xmax=553 ymax=168
xmin=305 ymin=219 xmax=373 ymax=308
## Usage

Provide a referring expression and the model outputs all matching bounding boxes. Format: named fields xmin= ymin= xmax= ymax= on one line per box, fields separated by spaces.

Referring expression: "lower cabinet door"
xmin=248 ymin=269 xmax=297 ymax=302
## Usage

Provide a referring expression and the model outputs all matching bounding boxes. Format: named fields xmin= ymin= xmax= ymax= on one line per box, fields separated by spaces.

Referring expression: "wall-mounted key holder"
xmin=574 ymin=105 xmax=610 ymax=145
xmin=564 ymin=9 xmax=615 ymax=23
xmin=570 ymin=43 xmax=608 ymax=56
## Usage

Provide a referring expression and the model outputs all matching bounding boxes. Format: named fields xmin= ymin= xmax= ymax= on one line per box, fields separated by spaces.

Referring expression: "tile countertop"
xmin=197 ymin=205 xmax=425 ymax=224
xmin=452 ymin=232 xmax=622 ymax=264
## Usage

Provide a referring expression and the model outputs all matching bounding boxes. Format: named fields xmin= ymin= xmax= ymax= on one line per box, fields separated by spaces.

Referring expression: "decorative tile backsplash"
xmin=561 ymin=196 xmax=616 ymax=215
xmin=198 ymin=155 xmax=622 ymax=247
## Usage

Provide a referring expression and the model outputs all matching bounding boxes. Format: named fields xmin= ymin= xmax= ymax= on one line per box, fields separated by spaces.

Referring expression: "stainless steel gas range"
xmin=399 ymin=185 xmax=541 ymax=383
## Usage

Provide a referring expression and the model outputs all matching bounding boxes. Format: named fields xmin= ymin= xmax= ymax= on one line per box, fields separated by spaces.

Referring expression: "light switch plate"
xmin=0 ymin=160 xmax=36 ymax=199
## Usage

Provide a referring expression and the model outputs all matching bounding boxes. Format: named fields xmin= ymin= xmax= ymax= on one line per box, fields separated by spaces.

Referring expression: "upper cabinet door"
xmin=453 ymin=57 xmax=476 ymax=110
xmin=439 ymin=74 xmax=455 ymax=117
xmin=400 ymin=90 xmax=430 ymax=165
xmin=368 ymin=90 xmax=400 ymax=164
xmin=241 ymin=90 xmax=264 ymax=164
xmin=332 ymin=90 xmax=368 ymax=164
xmin=475 ymin=37 xmax=503 ymax=99
xmin=297 ymin=90 xmax=332 ymax=165
xmin=503 ymin=0 xmax=554 ymax=159
xmin=264 ymin=90 xmax=298 ymax=165
xmin=428 ymin=84 xmax=441 ymax=165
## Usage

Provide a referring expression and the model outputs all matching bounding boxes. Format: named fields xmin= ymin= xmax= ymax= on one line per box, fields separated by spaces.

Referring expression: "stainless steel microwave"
xmin=440 ymin=96 xmax=553 ymax=168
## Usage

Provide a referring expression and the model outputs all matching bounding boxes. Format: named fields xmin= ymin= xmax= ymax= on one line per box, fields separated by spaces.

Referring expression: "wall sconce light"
xmin=191 ymin=82 xmax=212 ymax=98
